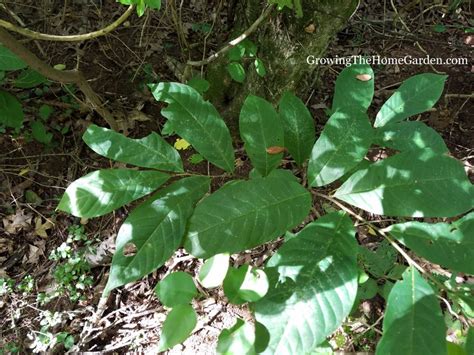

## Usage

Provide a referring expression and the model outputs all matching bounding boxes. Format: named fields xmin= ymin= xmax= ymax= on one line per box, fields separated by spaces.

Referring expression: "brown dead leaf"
xmin=266 ymin=146 xmax=287 ymax=155
xmin=465 ymin=35 xmax=473 ymax=47
xmin=34 ymin=217 xmax=53 ymax=238
xmin=24 ymin=244 xmax=41 ymax=264
xmin=304 ymin=24 xmax=316 ymax=33
xmin=356 ymin=74 xmax=372 ymax=81
xmin=3 ymin=210 xmax=33 ymax=234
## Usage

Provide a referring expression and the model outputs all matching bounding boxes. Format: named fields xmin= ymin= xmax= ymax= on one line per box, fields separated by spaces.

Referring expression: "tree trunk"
xmin=206 ymin=0 xmax=359 ymax=135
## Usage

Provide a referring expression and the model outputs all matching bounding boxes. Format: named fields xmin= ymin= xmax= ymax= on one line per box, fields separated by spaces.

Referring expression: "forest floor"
xmin=0 ymin=0 xmax=472 ymax=353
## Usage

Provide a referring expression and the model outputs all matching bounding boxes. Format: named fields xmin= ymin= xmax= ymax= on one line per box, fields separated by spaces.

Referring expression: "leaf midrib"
xmin=193 ymin=189 xmax=308 ymax=235
xmin=122 ymin=180 xmax=209 ymax=270
xmin=169 ymin=90 xmax=233 ymax=171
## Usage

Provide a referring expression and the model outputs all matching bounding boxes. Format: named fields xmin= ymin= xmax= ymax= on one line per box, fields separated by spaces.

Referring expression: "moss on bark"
xmin=206 ymin=0 xmax=359 ymax=135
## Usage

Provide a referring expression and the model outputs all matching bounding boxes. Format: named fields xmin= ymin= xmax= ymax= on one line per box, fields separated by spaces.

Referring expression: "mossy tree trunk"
xmin=205 ymin=0 xmax=359 ymax=135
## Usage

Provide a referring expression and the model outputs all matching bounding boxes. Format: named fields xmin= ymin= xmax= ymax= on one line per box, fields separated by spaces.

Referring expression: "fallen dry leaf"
xmin=266 ymin=146 xmax=287 ymax=155
xmin=305 ymin=24 xmax=316 ymax=33
xmin=356 ymin=74 xmax=372 ymax=81
xmin=3 ymin=210 xmax=33 ymax=234
xmin=34 ymin=217 xmax=54 ymax=238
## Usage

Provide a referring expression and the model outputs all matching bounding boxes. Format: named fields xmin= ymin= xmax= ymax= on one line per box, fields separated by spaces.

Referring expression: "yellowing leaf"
xmin=367 ymin=226 xmax=377 ymax=236
xmin=174 ymin=138 xmax=191 ymax=150
xmin=19 ymin=168 xmax=29 ymax=176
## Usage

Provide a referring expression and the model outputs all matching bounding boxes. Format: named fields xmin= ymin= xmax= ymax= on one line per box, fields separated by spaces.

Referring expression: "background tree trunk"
xmin=206 ymin=0 xmax=359 ymax=135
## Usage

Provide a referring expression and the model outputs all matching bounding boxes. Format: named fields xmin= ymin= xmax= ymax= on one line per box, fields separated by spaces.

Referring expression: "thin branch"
xmin=0 ymin=28 xmax=120 ymax=131
xmin=0 ymin=5 xmax=134 ymax=42
xmin=187 ymin=4 xmax=275 ymax=67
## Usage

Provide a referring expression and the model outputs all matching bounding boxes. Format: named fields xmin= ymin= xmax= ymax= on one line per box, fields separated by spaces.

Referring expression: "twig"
xmin=0 ymin=5 xmax=134 ymax=42
xmin=0 ymin=28 xmax=121 ymax=131
xmin=187 ymin=5 xmax=274 ymax=67
xmin=389 ymin=0 xmax=445 ymax=74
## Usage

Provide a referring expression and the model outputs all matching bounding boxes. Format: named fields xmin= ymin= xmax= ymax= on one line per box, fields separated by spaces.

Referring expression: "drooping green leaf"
xmin=240 ymin=95 xmax=284 ymax=176
xmin=227 ymin=62 xmax=246 ymax=83
xmin=83 ymin=124 xmax=183 ymax=172
xmin=104 ymin=176 xmax=209 ymax=294
xmin=184 ymin=176 xmax=311 ymax=258
xmin=155 ymin=272 xmax=197 ymax=307
xmin=158 ymin=305 xmax=197 ymax=351
xmin=57 ymin=169 xmax=169 ymax=218
xmin=149 ymin=82 xmax=235 ymax=172
xmin=374 ymin=73 xmax=447 ymax=128
xmin=375 ymin=121 xmax=448 ymax=153
xmin=0 ymin=45 xmax=27 ymax=71
xmin=14 ymin=69 xmax=47 ymax=89
xmin=387 ymin=212 xmax=474 ymax=274
xmin=308 ymin=110 xmax=373 ymax=187
xmin=223 ymin=265 xmax=269 ymax=304
xmin=278 ymin=91 xmax=315 ymax=166
xmin=254 ymin=58 xmax=267 ymax=77
xmin=0 ymin=90 xmax=24 ymax=129
xmin=376 ymin=267 xmax=447 ymax=355
xmin=31 ymin=120 xmax=53 ymax=144
xmin=255 ymin=212 xmax=358 ymax=354
xmin=198 ymin=253 xmax=230 ymax=289
xmin=331 ymin=64 xmax=374 ymax=113
xmin=335 ymin=149 xmax=473 ymax=217
xmin=217 ymin=319 xmax=256 ymax=355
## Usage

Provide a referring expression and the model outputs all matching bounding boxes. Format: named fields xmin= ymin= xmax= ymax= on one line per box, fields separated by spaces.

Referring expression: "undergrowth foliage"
xmin=57 ymin=64 xmax=473 ymax=353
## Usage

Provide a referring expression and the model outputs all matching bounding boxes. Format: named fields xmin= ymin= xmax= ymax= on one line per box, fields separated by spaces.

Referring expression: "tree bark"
xmin=206 ymin=0 xmax=359 ymax=135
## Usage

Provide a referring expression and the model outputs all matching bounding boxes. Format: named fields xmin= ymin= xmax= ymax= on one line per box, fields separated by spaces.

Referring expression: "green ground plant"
xmin=57 ymin=63 xmax=473 ymax=353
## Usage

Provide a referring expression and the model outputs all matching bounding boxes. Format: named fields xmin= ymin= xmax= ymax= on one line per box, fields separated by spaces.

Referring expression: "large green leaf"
xmin=374 ymin=73 xmax=447 ymax=128
xmin=376 ymin=267 xmax=447 ymax=355
xmin=278 ymin=91 xmax=315 ymax=166
xmin=184 ymin=176 xmax=311 ymax=258
xmin=0 ymin=90 xmax=24 ymax=129
xmin=308 ymin=110 xmax=373 ymax=187
xmin=158 ymin=304 xmax=197 ymax=351
xmin=83 ymin=124 xmax=183 ymax=172
xmin=331 ymin=63 xmax=374 ymax=113
xmin=57 ymin=169 xmax=169 ymax=218
xmin=255 ymin=212 xmax=358 ymax=354
xmin=387 ymin=212 xmax=474 ymax=274
xmin=149 ymin=82 xmax=235 ymax=172
xmin=375 ymin=121 xmax=448 ymax=153
xmin=0 ymin=45 xmax=27 ymax=71
xmin=240 ymin=95 xmax=284 ymax=176
xmin=335 ymin=149 xmax=473 ymax=217
xmin=104 ymin=176 xmax=209 ymax=294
